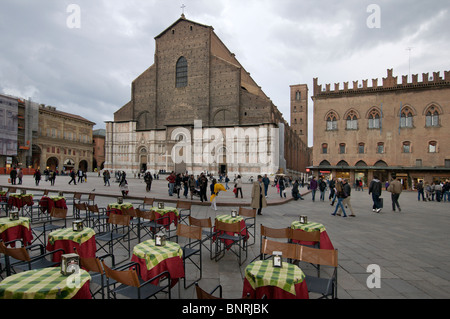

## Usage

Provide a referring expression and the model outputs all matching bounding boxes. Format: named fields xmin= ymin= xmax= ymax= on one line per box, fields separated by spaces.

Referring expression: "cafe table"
xmin=291 ymin=221 xmax=334 ymax=250
xmin=150 ymin=206 xmax=180 ymax=229
xmin=107 ymin=202 xmax=134 ymax=215
xmin=8 ymin=193 xmax=33 ymax=210
xmin=46 ymin=227 xmax=97 ymax=262
xmin=242 ymin=259 xmax=309 ymax=299
xmin=39 ymin=195 xmax=68 ymax=214
xmin=0 ymin=217 xmax=33 ymax=246
xmin=0 ymin=267 xmax=92 ymax=299
xmin=131 ymin=239 xmax=184 ymax=287
xmin=214 ymin=214 xmax=249 ymax=247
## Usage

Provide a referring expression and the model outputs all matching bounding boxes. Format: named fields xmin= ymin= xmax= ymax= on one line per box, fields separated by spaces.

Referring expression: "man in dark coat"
xmin=369 ymin=175 xmax=383 ymax=213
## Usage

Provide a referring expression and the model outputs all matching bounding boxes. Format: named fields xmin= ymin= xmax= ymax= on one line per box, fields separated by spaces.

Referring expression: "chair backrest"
xmin=22 ymin=195 xmax=34 ymax=205
xmin=297 ymin=245 xmax=338 ymax=267
xmin=261 ymin=238 xmax=298 ymax=261
xmin=87 ymin=204 xmax=100 ymax=213
xmin=0 ymin=241 xmax=31 ymax=262
xmin=177 ymin=224 xmax=202 ymax=241
xmin=7 ymin=187 xmax=16 ymax=194
xmin=177 ymin=200 xmax=191 ymax=210
xmin=50 ymin=207 xmax=68 ymax=219
xmin=74 ymin=202 xmax=88 ymax=211
xmin=239 ymin=207 xmax=256 ymax=218
xmin=80 ymin=257 xmax=104 ymax=274
xmin=108 ymin=213 xmax=130 ymax=226
xmin=43 ymin=190 xmax=49 ymax=196
xmin=215 ymin=220 xmax=241 ymax=233
xmin=88 ymin=193 xmax=96 ymax=201
xmin=122 ymin=207 xmax=137 ymax=218
xmin=143 ymin=197 xmax=155 ymax=206
xmin=74 ymin=192 xmax=82 ymax=201
xmin=289 ymin=230 xmax=321 ymax=243
xmin=135 ymin=208 xmax=154 ymax=221
xmin=101 ymin=260 xmax=140 ymax=287
xmin=260 ymin=225 xmax=291 ymax=240
xmin=189 ymin=216 xmax=212 ymax=228
xmin=195 ymin=283 xmax=222 ymax=300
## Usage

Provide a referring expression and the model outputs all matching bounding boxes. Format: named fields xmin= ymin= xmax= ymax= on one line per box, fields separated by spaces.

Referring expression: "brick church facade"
xmin=105 ymin=15 xmax=309 ymax=178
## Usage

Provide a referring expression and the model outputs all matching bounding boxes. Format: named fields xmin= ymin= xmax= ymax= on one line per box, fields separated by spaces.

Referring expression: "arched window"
xmin=368 ymin=109 xmax=381 ymax=129
xmin=400 ymin=107 xmax=413 ymax=128
xmin=426 ymin=106 xmax=439 ymax=127
xmin=402 ymin=141 xmax=411 ymax=153
xmin=377 ymin=142 xmax=385 ymax=154
xmin=346 ymin=111 xmax=358 ymax=130
xmin=428 ymin=141 xmax=437 ymax=153
xmin=176 ymin=57 xmax=188 ymax=88
xmin=339 ymin=143 xmax=346 ymax=154
xmin=296 ymin=91 xmax=301 ymax=100
xmin=322 ymin=143 xmax=328 ymax=154
xmin=326 ymin=113 xmax=338 ymax=131
xmin=358 ymin=143 xmax=365 ymax=154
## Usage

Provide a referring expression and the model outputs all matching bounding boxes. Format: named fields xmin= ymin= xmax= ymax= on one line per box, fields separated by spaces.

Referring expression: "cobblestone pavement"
xmin=1 ymin=174 xmax=450 ymax=299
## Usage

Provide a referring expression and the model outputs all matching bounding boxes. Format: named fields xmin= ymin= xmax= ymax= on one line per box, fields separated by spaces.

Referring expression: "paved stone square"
xmin=1 ymin=174 xmax=450 ymax=299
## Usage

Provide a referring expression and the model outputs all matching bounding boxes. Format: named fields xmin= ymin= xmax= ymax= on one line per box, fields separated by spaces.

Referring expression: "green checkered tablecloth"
xmin=48 ymin=227 xmax=96 ymax=245
xmin=151 ymin=206 xmax=179 ymax=216
xmin=0 ymin=217 xmax=30 ymax=233
xmin=0 ymin=267 xmax=91 ymax=299
xmin=133 ymin=239 xmax=183 ymax=271
xmin=245 ymin=260 xmax=305 ymax=296
xmin=291 ymin=221 xmax=326 ymax=233
xmin=9 ymin=193 xmax=33 ymax=199
xmin=48 ymin=196 xmax=65 ymax=201
xmin=216 ymin=214 xmax=244 ymax=224
xmin=108 ymin=202 xmax=133 ymax=210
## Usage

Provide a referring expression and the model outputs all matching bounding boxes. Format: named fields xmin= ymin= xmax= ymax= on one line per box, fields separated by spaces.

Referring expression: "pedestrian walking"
xmin=103 ymin=170 xmax=111 ymax=186
xmin=182 ymin=173 xmax=189 ymax=199
xmin=310 ymin=176 xmax=318 ymax=202
xmin=225 ymin=175 xmax=230 ymax=190
xmin=331 ymin=178 xmax=347 ymax=217
xmin=369 ymin=175 xmax=383 ymax=213
xmin=33 ymin=169 xmax=42 ymax=186
xmin=234 ymin=175 xmax=243 ymax=199
xmin=251 ymin=175 xmax=267 ymax=215
xmin=68 ymin=169 xmax=77 ymax=185
xmin=319 ymin=177 xmax=327 ymax=201
xmin=199 ymin=173 xmax=208 ymax=202
xmin=10 ymin=168 xmax=17 ymax=185
xmin=337 ymin=179 xmax=355 ymax=217
xmin=166 ymin=172 xmax=176 ymax=196
xmin=50 ymin=170 xmax=56 ymax=186
xmin=417 ymin=180 xmax=425 ymax=201
xmin=262 ymin=174 xmax=270 ymax=198
xmin=278 ymin=176 xmax=286 ymax=199
xmin=144 ymin=171 xmax=153 ymax=192
xmin=17 ymin=168 xmax=23 ymax=185
xmin=119 ymin=171 xmax=128 ymax=197
xmin=387 ymin=177 xmax=402 ymax=212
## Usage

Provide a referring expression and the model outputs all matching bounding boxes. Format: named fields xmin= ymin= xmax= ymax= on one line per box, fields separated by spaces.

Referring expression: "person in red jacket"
xmin=166 ymin=172 xmax=176 ymax=196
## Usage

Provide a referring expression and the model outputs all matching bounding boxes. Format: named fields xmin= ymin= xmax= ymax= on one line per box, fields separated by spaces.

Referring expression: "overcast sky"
xmin=1 ymin=0 xmax=449 ymax=147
